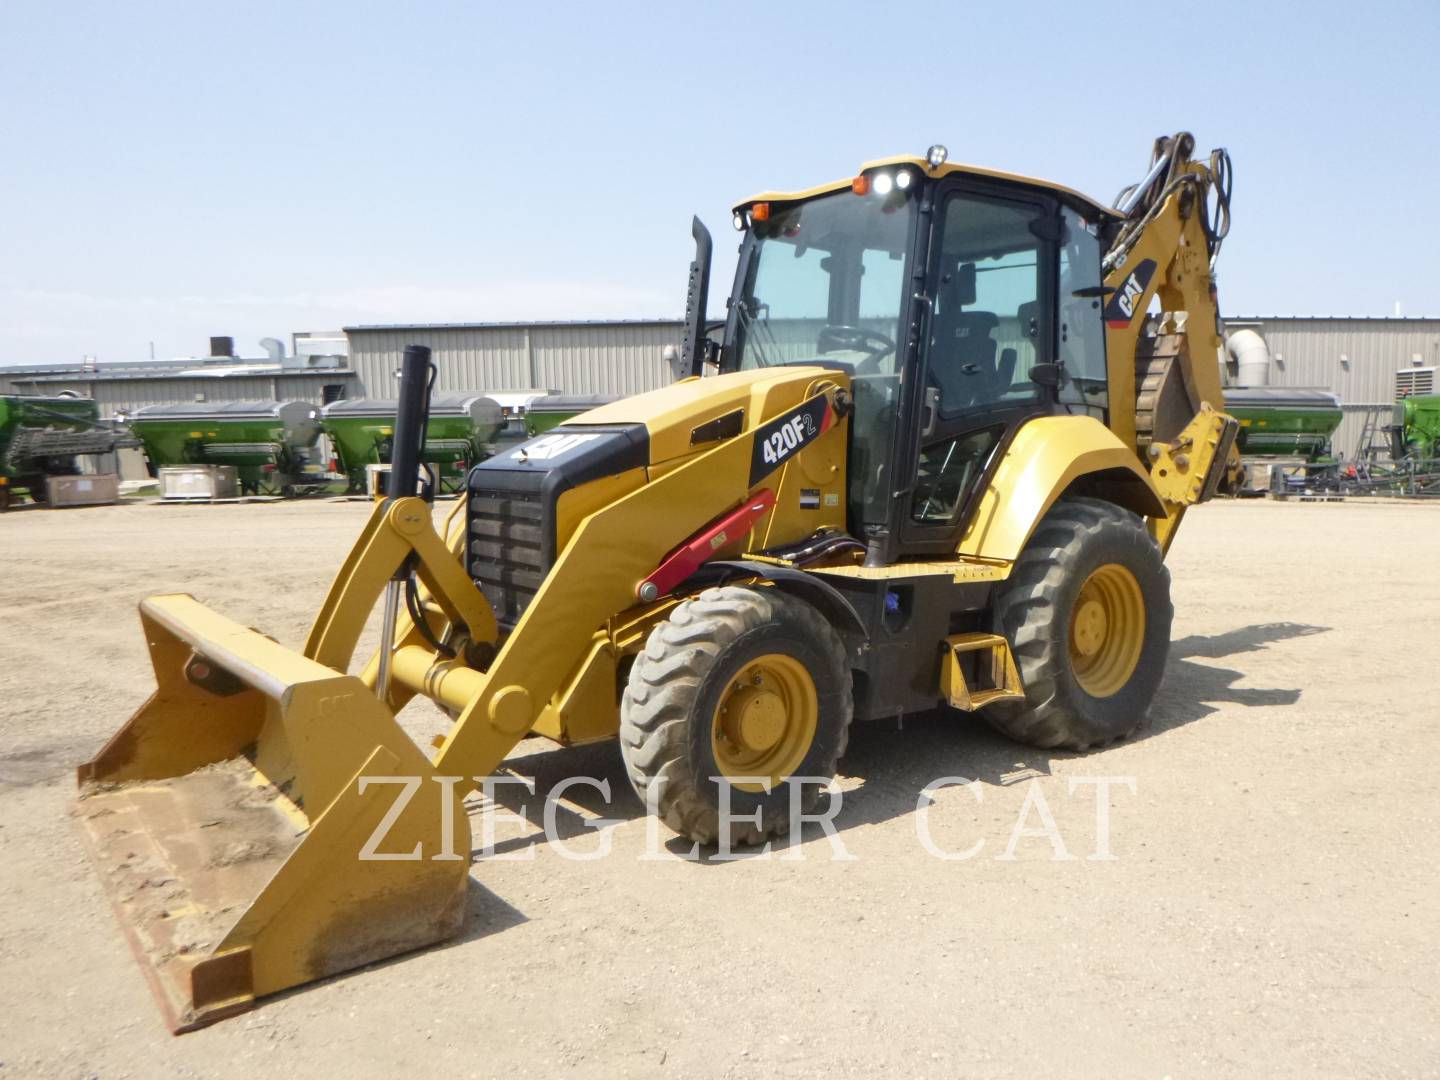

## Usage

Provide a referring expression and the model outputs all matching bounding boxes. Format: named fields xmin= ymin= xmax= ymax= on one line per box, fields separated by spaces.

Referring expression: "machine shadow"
xmin=466 ymin=621 xmax=1328 ymax=863
xmin=1148 ymin=620 xmax=1329 ymax=736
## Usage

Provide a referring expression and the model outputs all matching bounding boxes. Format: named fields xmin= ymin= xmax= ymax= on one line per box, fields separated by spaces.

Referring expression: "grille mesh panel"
xmin=468 ymin=486 xmax=548 ymax=630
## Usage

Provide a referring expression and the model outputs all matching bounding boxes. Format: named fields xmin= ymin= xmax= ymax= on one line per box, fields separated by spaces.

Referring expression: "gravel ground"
xmin=1 ymin=496 xmax=1437 ymax=1079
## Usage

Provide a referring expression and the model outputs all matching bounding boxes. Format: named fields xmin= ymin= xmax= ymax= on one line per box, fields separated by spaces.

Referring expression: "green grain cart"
xmin=321 ymin=393 xmax=504 ymax=493
xmin=0 ymin=394 xmax=125 ymax=510
xmin=125 ymin=401 xmax=324 ymax=496
xmin=1223 ymin=387 xmax=1343 ymax=461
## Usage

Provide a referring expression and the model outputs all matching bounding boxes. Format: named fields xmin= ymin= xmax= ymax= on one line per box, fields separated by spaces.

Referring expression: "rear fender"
xmin=958 ymin=416 xmax=1163 ymax=563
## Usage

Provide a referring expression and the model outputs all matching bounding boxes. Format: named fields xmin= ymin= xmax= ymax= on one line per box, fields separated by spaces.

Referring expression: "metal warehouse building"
xmin=343 ymin=320 xmax=682 ymax=399
xmin=0 ymin=321 xmax=683 ymax=416
xmin=1229 ymin=316 xmax=1440 ymax=458
xmin=347 ymin=315 xmax=1437 ymax=461
xmin=0 ymin=335 xmax=357 ymax=416
xmin=4 ymin=317 xmax=1434 ymax=464
xmin=0 ymin=362 xmax=357 ymax=415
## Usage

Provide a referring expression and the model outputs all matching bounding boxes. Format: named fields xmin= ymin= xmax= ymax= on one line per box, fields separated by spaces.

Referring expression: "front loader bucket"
xmin=75 ymin=594 xmax=470 ymax=1032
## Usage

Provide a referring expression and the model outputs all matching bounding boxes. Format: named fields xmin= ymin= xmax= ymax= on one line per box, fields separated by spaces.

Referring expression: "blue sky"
xmin=3 ymin=0 xmax=1437 ymax=364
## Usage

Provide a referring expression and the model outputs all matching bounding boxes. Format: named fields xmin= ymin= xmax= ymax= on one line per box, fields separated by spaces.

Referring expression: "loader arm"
xmin=304 ymin=495 xmax=497 ymax=674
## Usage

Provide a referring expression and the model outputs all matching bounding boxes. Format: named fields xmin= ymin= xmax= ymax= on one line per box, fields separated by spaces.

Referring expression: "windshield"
xmin=734 ymin=187 xmax=915 ymax=373
xmin=730 ymin=184 xmax=917 ymax=534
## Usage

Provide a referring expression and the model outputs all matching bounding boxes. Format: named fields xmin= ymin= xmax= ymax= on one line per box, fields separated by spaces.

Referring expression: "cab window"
xmin=927 ymin=193 xmax=1048 ymax=417
xmin=1058 ymin=207 xmax=1109 ymax=412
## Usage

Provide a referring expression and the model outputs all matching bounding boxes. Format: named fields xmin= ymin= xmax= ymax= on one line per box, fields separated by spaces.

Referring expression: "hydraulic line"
xmin=1104 ymin=133 xmax=1232 ymax=275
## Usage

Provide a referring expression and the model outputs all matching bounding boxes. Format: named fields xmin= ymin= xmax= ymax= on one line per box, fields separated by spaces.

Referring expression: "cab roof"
xmin=734 ymin=153 xmax=1120 ymax=222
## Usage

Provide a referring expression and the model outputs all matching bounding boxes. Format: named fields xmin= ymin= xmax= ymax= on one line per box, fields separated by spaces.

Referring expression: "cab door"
xmin=894 ymin=184 xmax=1058 ymax=557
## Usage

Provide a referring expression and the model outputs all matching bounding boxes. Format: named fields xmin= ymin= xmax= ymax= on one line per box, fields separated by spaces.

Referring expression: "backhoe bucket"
xmin=75 ymin=593 xmax=470 ymax=1032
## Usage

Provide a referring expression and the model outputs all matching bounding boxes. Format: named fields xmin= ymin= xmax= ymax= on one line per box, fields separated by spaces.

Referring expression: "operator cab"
xmin=714 ymin=150 xmax=1119 ymax=562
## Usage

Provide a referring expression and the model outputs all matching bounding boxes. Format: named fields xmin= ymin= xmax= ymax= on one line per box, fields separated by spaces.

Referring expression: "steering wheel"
xmin=817 ymin=325 xmax=897 ymax=374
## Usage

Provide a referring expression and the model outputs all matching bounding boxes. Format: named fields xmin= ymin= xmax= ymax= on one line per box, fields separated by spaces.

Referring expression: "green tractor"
xmin=1390 ymin=395 xmax=1440 ymax=461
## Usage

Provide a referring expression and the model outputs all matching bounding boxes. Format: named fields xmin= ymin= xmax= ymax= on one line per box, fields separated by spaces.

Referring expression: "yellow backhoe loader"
xmin=76 ymin=132 xmax=1240 ymax=1030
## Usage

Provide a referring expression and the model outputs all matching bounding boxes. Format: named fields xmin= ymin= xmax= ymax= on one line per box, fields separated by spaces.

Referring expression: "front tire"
xmin=620 ymin=586 xmax=852 ymax=847
xmin=986 ymin=497 xmax=1172 ymax=750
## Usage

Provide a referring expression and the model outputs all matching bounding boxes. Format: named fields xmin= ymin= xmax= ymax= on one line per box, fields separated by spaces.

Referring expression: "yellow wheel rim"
xmin=1068 ymin=563 xmax=1146 ymax=699
xmin=711 ymin=653 xmax=818 ymax=793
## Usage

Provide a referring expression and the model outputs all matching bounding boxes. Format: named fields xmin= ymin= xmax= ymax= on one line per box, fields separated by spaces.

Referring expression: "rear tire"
xmin=986 ymin=497 xmax=1172 ymax=750
xmin=620 ymin=586 xmax=852 ymax=847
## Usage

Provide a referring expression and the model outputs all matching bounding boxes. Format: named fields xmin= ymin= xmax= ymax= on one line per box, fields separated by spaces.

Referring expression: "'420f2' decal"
xmin=748 ymin=394 xmax=833 ymax=486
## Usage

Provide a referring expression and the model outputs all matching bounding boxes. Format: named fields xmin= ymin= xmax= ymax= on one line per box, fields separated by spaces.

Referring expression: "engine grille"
xmin=466 ymin=423 xmax=649 ymax=634
xmin=467 ymin=481 xmax=549 ymax=632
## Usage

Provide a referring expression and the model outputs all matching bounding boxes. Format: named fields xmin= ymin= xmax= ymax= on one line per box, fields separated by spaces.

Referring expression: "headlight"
xmin=872 ymin=172 xmax=894 ymax=196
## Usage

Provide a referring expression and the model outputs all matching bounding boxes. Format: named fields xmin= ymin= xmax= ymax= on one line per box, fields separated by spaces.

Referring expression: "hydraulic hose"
xmin=1104 ymin=132 xmax=1232 ymax=274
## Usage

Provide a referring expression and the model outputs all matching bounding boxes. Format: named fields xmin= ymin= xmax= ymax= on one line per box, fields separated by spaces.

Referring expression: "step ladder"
xmin=941 ymin=633 xmax=1026 ymax=711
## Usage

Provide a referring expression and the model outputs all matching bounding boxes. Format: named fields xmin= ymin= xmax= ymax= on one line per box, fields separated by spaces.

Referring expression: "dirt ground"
xmin=2 ymin=496 xmax=1437 ymax=1079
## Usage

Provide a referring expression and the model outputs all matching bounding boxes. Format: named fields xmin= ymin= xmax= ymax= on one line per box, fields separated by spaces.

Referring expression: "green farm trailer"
xmin=1223 ymin=387 xmax=1343 ymax=460
xmin=321 ymin=393 xmax=504 ymax=493
xmin=0 ymin=394 xmax=128 ymax=510
xmin=125 ymin=401 xmax=324 ymax=496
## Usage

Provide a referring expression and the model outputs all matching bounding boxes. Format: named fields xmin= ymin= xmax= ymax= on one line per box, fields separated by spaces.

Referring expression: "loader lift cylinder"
xmin=388 ymin=344 xmax=434 ymax=502
xmin=378 ymin=344 xmax=435 ymax=700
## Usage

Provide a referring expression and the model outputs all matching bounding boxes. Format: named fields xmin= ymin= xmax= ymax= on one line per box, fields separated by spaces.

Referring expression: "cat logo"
xmin=512 ymin=432 xmax=602 ymax=462
xmin=1102 ymin=258 xmax=1157 ymax=328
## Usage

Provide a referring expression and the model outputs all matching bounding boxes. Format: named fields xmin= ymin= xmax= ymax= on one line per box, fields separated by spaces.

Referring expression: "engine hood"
xmin=559 ymin=366 xmax=844 ymax=466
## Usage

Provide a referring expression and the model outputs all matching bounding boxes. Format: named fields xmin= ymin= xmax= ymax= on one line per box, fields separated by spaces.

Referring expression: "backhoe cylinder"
xmin=1117 ymin=150 xmax=1173 ymax=217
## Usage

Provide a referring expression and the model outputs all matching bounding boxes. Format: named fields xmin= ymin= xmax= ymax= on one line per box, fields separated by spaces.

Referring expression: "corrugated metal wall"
xmin=345 ymin=321 xmax=680 ymax=399
xmin=1233 ymin=318 xmax=1440 ymax=459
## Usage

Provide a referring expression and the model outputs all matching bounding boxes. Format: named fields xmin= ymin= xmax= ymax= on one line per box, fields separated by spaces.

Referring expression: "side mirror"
xmin=1029 ymin=362 xmax=1063 ymax=390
